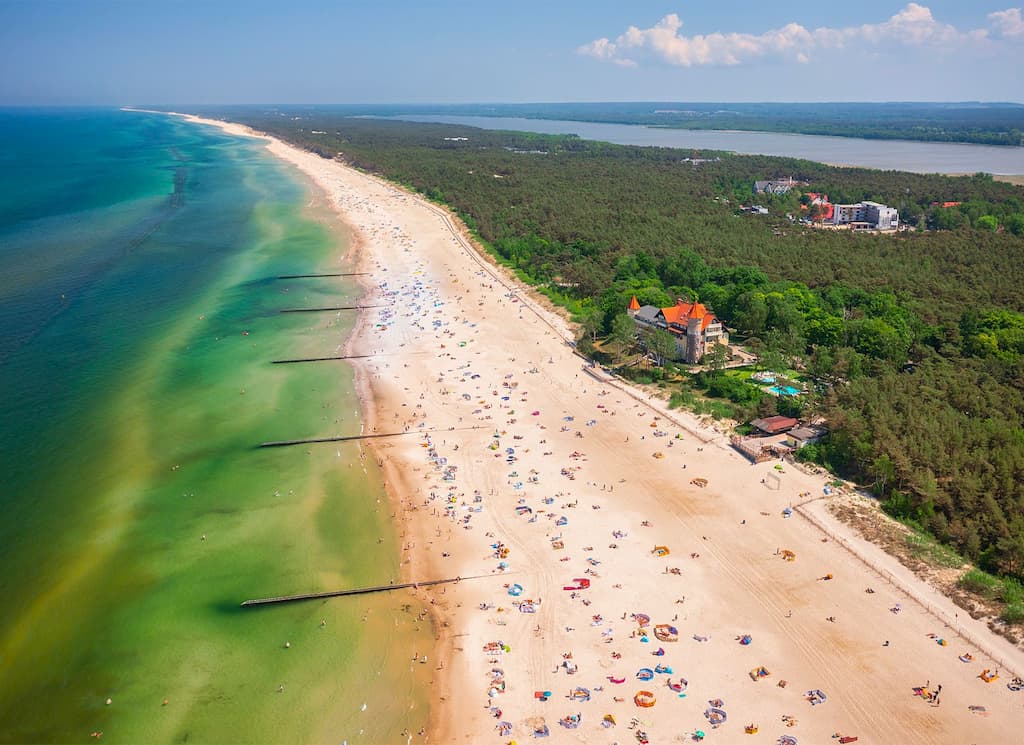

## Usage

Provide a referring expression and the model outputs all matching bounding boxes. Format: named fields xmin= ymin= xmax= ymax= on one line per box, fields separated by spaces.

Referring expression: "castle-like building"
xmin=628 ymin=296 xmax=729 ymax=363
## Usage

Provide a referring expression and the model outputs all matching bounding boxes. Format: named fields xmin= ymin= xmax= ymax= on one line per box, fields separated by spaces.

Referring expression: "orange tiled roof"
xmin=661 ymin=300 xmax=714 ymax=327
xmin=630 ymin=297 xmax=721 ymax=332
xmin=661 ymin=302 xmax=687 ymax=324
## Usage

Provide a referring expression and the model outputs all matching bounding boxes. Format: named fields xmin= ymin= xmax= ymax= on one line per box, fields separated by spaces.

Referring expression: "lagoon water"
xmin=392 ymin=114 xmax=1024 ymax=175
xmin=0 ymin=109 xmax=430 ymax=743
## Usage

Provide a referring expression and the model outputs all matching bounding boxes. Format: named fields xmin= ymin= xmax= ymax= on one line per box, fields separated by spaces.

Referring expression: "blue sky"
xmin=1 ymin=1 xmax=1022 ymax=104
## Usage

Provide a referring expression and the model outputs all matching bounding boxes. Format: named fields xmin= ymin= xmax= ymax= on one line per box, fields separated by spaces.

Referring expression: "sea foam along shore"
xmin=170 ymin=111 xmax=1024 ymax=744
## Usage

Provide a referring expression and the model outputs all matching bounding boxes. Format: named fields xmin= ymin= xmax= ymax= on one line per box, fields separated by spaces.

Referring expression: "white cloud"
xmin=578 ymin=4 xmax=1014 ymax=68
xmin=989 ymin=8 xmax=1024 ymax=38
xmin=578 ymin=37 xmax=618 ymax=60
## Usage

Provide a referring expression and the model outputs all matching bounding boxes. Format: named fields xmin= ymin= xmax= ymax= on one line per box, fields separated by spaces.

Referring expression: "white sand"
xmin=168 ymin=112 xmax=1024 ymax=744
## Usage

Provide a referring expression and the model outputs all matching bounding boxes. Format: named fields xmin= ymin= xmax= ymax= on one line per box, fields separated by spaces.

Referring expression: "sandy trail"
xmin=172 ymin=112 xmax=1024 ymax=745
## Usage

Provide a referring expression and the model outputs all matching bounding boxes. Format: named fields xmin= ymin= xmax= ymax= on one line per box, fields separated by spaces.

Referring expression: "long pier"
xmin=279 ymin=305 xmax=383 ymax=313
xmin=241 ymin=574 xmax=486 ymax=607
xmin=271 ymin=354 xmax=377 ymax=364
xmin=258 ymin=425 xmax=483 ymax=448
xmin=277 ymin=272 xmax=369 ymax=279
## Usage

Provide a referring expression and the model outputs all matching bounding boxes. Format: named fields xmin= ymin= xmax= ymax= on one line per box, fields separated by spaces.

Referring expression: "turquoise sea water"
xmin=0 ymin=110 xmax=431 ymax=743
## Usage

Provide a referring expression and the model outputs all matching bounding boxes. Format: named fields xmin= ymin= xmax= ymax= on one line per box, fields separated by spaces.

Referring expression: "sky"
xmin=1 ymin=0 xmax=1022 ymax=105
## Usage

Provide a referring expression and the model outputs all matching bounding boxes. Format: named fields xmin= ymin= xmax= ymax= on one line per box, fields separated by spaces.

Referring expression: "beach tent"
xmin=781 ymin=550 xmax=796 ymax=561
xmin=633 ymin=613 xmax=651 ymax=627
xmin=749 ymin=666 xmax=771 ymax=681
xmin=652 ymin=546 xmax=671 ymax=557
xmin=559 ymin=714 xmax=582 ymax=729
xmin=634 ymin=691 xmax=656 ymax=707
xmin=805 ymin=689 xmax=827 ymax=705
xmin=654 ymin=664 xmax=673 ymax=675
xmin=572 ymin=687 xmax=591 ymax=702
xmin=636 ymin=668 xmax=655 ymax=681
xmin=704 ymin=707 xmax=727 ymax=725
xmin=654 ymin=624 xmax=679 ymax=642
xmin=668 ymin=678 xmax=688 ymax=693
xmin=601 ymin=714 xmax=616 ymax=728
xmin=739 ymin=634 xmax=753 ymax=645
xmin=508 ymin=584 xmax=524 ymax=597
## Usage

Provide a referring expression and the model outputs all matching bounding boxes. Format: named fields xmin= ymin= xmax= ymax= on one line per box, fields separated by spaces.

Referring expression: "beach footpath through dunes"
xmin=179 ymin=112 xmax=1024 ymax=744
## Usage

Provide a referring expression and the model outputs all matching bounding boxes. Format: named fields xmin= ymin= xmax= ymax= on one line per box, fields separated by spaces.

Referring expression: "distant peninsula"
xmin=210 ymin=101 xmax=1024 ymax=147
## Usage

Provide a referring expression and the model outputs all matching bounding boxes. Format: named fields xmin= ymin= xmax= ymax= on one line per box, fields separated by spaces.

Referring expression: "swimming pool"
xmin=768 ymin=385 xmax=801 ymax=396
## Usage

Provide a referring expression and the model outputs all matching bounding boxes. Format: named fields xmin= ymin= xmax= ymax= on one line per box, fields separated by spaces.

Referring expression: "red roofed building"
xmin=628 ymin=297 xmax=729 ymax=363
xmin=750 ymin=415 xmax=799 ymax=435
xmin=805 ymin=192 xmax=834 ymax=222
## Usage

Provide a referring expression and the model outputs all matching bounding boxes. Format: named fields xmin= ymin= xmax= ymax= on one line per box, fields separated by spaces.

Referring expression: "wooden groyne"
xmin=241 ymin=574 xmax=486 ymax=607
xmin=271 ymin=354 xmax=377 ymax=364
xmin=279 ymin=305 xmax=383 ymax=313
xmin=258 ymin=425 xmax=483 ymax=448
xmin=277 ymin=272 xmax=369 ymax=279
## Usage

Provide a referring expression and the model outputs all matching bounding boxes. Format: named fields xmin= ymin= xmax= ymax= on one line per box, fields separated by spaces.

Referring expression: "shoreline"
xmin=163 ymin=110 xmax=1024 ymax=743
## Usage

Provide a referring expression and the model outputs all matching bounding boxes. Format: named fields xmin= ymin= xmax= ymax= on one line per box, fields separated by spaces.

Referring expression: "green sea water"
xmin=0 ymin=110 xmax=432 ymax=743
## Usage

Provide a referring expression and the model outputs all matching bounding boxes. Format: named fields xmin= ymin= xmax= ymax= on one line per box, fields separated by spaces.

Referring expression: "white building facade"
xmin=832 ymin=200 xmax=899 ymax=230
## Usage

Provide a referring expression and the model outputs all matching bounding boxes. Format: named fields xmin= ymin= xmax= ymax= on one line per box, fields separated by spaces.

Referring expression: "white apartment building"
xmin=832 ymin=200 xmax=899 ymax=230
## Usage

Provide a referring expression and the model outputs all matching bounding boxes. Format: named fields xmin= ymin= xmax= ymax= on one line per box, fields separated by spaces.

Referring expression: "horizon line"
xmin=3 ymin=99 xmax=1024 ymax=108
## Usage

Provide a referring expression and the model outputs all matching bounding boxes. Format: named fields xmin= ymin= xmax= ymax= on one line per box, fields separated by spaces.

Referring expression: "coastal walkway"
xmin=241 ymin=574 xmax=488 ymax=607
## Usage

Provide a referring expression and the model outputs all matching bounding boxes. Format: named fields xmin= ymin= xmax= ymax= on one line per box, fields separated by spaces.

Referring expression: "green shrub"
xmin=669 ymin=390 xmax=695 ymax=409
xmin=1000 ymin=578 xmax=1024 ymax=605
xmin=1002 ymin=602 xmax=1024 ymax=624
xmin=959 ymin=568 xmax=1001 ymax=598
xmin=905 ymin=531 xmax=963 ymax=568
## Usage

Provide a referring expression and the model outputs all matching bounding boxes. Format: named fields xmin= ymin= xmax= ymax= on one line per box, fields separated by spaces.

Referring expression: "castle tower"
xmin=686 ymin=316 xmax=703 ymax=363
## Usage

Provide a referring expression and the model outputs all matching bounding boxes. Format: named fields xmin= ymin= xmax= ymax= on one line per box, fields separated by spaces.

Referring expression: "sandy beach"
xmin=172 ymin=112 xmax=1024 ymax=745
